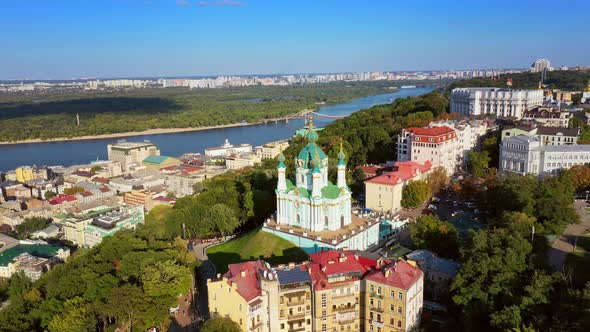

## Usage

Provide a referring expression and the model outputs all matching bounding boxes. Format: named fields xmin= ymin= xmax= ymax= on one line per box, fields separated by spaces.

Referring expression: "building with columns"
xmin=500 ymin=135 xmax=590 ymax=176
xmin=450 ymin=88 xmax=543 ymax=119
xmin=263 ymin=119 xmax=380 ymax=253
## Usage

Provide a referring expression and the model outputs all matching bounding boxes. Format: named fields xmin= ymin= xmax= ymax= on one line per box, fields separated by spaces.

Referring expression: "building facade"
xmin=205 ymin=139 xmax=253 ymax=157
xmin=107 ymin=141 xmax=160 ymax=172
xmin=365 ymin=161 xmax=432 ymax=213
xmin=450 ymin=88 xmax=544 ymax=118
xmin=207 ymin=250 xmax=424 ymax=332
xmin=521 ymin=107 xmax=570 ymax=127
xmin=500 ymin=135 xmax=590 ymax=175
xmin=263 ymin=121 xmax=380 ymax=253
xmin=397 ymin=126 xmax=458 ymax=175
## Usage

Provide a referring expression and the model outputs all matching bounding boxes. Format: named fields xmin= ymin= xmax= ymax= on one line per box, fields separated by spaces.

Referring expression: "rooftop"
xmin=365 ymin=161 xmax=431 ymax=186
xmin=406 ymin=249 xmax=461 ymax=277
xmin=263 ymin=214 xmax=379 ymax=245
xmin=365 ymin=259 xmax=423 ymax=290
xmin=536 ymin=126 xmax=580 ymax=136
xmin=308 ymin=250 xmax=377 ymax=290
xmin=0 ymin=243 xmax=63 ymax=266
xmin=223 ymin=260 xmax=264 ymax=302
xmin=275 ymin=265 xmax=312 ymax=286
xmin=407 ymin=126 xmax=455 ymax=137
xmin=143 ymin=155 xmax=174 ymax=165
xmin=109 ymin=141 xmax=156 ymax=150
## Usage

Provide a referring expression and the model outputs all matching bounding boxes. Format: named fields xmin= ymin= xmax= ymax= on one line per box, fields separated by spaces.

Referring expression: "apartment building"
xmin=255 ymin=141 xmax=290 ymax=159
xmin=226 ymin=153 xmax=262 ymax=170
xmin=365 ymin=161 xmax=432 ymax=213
xmin=501 ymin=125 xmax=579 ymax=146
xmin=208 ymin=250 xmax=424 ymax=332
xmin=522 ymin=107 xmax=571 ymax=128
xmin=364 ymin=259 xmax=424 ymax=332
xmin=308 ymin=250 xmax=378 ymax=332
xmin=397 ymin=126 xmax=458 ymax=175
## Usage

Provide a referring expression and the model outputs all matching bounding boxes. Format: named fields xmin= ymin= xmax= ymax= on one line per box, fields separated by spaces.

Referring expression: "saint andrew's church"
xmin=263 ymin=118 xmax=380 ymax=253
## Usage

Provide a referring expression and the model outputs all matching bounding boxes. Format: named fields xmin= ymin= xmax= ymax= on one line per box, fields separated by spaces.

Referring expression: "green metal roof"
xmin=297 ymin=143 xmax=327 ymax=169
xmin=321 ymin=184 xmax=342 ymax=199
xmin=286 ymin=179 xmax=296 ymax=191
xmin=0 ymin=244 xmax=62 ymax=266
xmin=143 ymin=155 xmax=172 ymax=164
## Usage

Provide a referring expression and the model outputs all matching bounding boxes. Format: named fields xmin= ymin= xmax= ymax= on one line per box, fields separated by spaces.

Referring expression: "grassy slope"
xmin=207 ymin=229 xmax=308 ymax=274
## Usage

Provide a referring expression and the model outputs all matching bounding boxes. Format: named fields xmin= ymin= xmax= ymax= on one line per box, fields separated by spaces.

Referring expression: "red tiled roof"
xmin=99 ymin=187 xmax=111 ymax=193
xmin=93 ymin=177 xmax=110 ymax=184
xmin=355 ymin=166 xmax=380 ymax=176
xmin=308 ymin=250 xmax=378 ymax=291
xmin=365 ymin=259 xmax=423 ymax=290
xmin=365 ymin=161 xmax=431 ymax=186
xmin=49 ymin=194 xmax=77 ymax=205
xmin=224 ymin=261 xmax=264 ymax=302
xmin=407 ymin=126 xmax=455 ymax=136
xmin=72 ymin=170 xmax=93 ymax=177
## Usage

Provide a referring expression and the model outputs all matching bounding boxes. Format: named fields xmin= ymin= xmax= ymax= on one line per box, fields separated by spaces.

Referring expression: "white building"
xmin=397 ymin=126 xmax=459 ymax=175
xmin=530 ymin=58 xmax=552 ymax=73
xmin=107 ymin=141 xmax=160 ymax=173
xmin=263 ymin=121 xmax=380 ymax=253
xmin=500 ymin=135 xmax=590 ymax=176
xmin=255 ymin=141 xmax=290 ymax=159
xmin=450 ymin=88 xmax=544 ymax=119
xmin=204 ymin=139 xmax=252 ymax=157
xmin=225 ymin=153 xmax=261 ymax=170
xmin=582 ymin=80 xmax=590 ymax=104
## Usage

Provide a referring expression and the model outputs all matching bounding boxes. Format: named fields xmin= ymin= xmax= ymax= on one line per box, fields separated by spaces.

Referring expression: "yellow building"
xmin=365 ymin=161 xmax=431 ymax=213
xmin=207 ymin=251 xmax=424 ymax=332
xmin=141 ymin=155 xmax=180 ymax=171
xmin=208 ymin=261 xmax=267 ymax=332
xmin=308 ymin=251 xmax=372 ymax=332
xmin=15 ymin=167 xmax=34 ymax=183
xmin=364 ymin=260 xmax=424 ymax=332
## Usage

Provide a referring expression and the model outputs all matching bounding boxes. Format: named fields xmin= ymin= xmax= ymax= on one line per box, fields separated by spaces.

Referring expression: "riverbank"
xmin=0 ymin=121 xmax=265 ymax=146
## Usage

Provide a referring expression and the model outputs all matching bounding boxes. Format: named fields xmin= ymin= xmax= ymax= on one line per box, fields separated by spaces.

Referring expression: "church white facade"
xmin=275 ymin=121 xmax=352 ymax=233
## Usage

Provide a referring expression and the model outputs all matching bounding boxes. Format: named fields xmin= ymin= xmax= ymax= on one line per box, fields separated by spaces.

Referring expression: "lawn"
xmin=565 ymin=251 xmax=590 ymax=287
xmin=206 ymin=228 xmax=309 ymax=274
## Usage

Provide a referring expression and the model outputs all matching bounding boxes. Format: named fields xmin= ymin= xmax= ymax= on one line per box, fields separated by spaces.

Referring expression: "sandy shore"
xmin=0 ymin=121 xmax=264 ymax=146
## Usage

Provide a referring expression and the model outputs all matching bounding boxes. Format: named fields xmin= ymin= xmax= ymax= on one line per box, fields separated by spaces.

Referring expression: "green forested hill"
xmin=0 ymin=82 xmax=390 ymax=142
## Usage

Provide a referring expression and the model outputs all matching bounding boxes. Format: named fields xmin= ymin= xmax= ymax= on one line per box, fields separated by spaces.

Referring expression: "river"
xmin=0 ymin=87 xmax=432 ymax=171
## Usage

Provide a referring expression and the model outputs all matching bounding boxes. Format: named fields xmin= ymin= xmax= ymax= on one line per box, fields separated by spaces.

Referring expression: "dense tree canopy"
xmin=0 ymin=232 xmax=195 ymax=332
xmin=402 ymin=180 xmax=430 ymax=209
xmin=410 ymin=215 xmax=459 ymax=259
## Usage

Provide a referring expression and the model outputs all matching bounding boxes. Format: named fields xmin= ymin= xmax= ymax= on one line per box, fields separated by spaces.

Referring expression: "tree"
xmin=560 ymin=164 xmax=590 ymax=191
xmin=452 ymin=229 xmax=533 ymax=330
xmin=467 ymin=151 xmax=491 ymax=178
xmin=106 ymin=285 xmax=149 ymax=332
xmin=141 ymin=260 xmax=191 ymax=300
xmin=15 ymin=217 xmax=52 ymax=238
xmin=426 ymin=167 xmax=449 ymax=195
xmin=401 ymin=180 xmax=430 ymax=209
xmin=44 ymin=191 xmax=57 ymax=200
xmin=90 ymin=165 xmax=103 ymax=173
xmin=410 ymin=215 xmax=459 ymax=259
xmin=534 ymin=177 xmax=577 ymax=235
xmin=48 ymin=297 xmax=95 ymax=332
xmin=201 ymin=316 xmax=241 ymax=332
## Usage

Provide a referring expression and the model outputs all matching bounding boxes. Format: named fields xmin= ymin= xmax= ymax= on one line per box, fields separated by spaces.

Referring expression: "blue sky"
xmin=1 ymin=0 xmax=589 ymax=79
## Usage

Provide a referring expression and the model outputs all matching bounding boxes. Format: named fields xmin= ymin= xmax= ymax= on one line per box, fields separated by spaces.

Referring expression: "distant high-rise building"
xmin=530 ymin=58 xmax=552 ymax=73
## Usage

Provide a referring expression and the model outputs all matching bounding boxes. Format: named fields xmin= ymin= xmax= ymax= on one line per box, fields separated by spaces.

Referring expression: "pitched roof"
xmin=224 ymin=260 xmax=264 ymax=302
xmin=536 ymin=126 xmax=579 ymax=136
xmin=365 ymin=259 xmax=423 ymax=290
xmin=49 ymin=194 xmax=77 ymax=205
xmin=143 ymin=155 xmax=172 ymax=164
xmin=407 ymin=126 xmax=455 ymax=137
xmin=308 ymin=250 xmax=378 ymax=290
xmin=365 ymin=161 xmax=431 ymax=186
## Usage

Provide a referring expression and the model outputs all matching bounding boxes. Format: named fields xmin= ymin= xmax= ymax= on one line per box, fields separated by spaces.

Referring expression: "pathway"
xmin=548 ymin=199 xmax=590 ymax=270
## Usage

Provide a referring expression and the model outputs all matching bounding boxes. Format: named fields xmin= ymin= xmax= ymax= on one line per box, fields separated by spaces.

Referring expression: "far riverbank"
xmin=0 ymin=121 xmax=263 ymax=146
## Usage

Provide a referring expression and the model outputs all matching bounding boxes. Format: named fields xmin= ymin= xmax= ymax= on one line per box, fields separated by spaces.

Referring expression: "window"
xmin=390 ymin=304 xmax=394 ymax=311
xmin=280 ymin=323 xmax=285 ymax=329
xmin=398 ymin=321 xmax=402 ymax=328
xmin=398 ymin=292 xmax=403 ymax=300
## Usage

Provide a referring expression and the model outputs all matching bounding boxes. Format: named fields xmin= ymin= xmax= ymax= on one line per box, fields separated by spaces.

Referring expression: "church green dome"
xmin=298 ymin=143 xmax=327 ymax=168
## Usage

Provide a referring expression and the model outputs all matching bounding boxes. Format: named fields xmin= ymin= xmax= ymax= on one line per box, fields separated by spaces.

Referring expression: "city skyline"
xmin=2 ymin=0 xmax=589 ymax=80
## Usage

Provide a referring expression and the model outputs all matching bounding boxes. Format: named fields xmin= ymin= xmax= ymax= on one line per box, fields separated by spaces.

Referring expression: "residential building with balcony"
xmin=364 ymin=259 xmax=424 ymax=332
